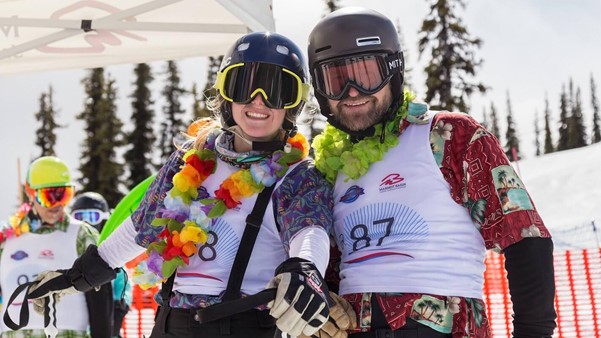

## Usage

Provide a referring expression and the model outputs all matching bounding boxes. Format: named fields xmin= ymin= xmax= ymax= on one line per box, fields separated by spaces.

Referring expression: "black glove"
xmin=28 ymin=245 xmax=117 ymax=315
xmin=267 ymin=257 xmax=332 ymax=337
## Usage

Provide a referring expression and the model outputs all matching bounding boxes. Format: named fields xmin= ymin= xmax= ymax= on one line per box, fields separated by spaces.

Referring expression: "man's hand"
xmin=27 ymin=245 xmax=117 ymax=315
xmin=300 ymin=292 xmax=357 ymax=338
xmin=267 ymin=257 xmax=332 ymax=337
xmin=29 ymin=271 xmax=79 ymax=315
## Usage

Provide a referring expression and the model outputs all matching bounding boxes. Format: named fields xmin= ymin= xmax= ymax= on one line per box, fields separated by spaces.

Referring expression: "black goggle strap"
xmin=383 ymin=53 xmax=403 ymax=75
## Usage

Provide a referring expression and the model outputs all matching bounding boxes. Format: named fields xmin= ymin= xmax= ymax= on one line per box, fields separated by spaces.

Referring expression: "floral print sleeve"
xmin=75 ymin=219 xmax=100 ymax=255
xmin=430 ymin=112 xmax=551 ymax=250
xmin=132 ymin=147 xmax=186 ymax=248
xmin=272 ymin=160 xmax=333 ymax=252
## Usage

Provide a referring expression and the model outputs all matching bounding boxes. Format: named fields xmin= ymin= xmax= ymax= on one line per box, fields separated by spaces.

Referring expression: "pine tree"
xmin=534 ymin=110 xmax=541 ymax=156
xmin=418 ymin=0 xmax=487 ymax=112
xmin=124 ymin=63 xmax=155 ymax=189
xmin=78 ymin=68 xmax=105 ymax=191
xmin=34 ymin=86 xmax=63 ymax=156
xmin=543 ymin=94 xmax=554 ymax=154
xmin=193 ymin=56 xmax=222 ymax=120
xmin=395 ymin=19 xmax=413 ymax=91
xmin=324 ymin=0 xmax=341 ymax=13
xmin=158 ymin=61 xmax=187 ymax=164
xmin=504 ymin=92 xmax=520 ymax=161
xmin=557 ymin=85 xmax=569 ymax=151
xmin=97 ymin=77 xmax=125 ymax=205
xmin=190 ymin=83 xmax=205 ymax=119
xmin=481 ymin=106 xmax=488 ymax=130
xmin=489 ymin=102 xmax=501 ymax=141
xmin=567 ymin=86 xmax=587 ymax=149
xmin=590 ymin=74 xmax=601 ymax=144
xmin=77 ymin=69 xmax=125 ymax=207
xmin=300 ymin=0 xmax=343 ymax=141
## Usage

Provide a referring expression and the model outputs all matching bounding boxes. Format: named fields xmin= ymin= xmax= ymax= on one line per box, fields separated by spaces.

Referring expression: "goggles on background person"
xmin=72 ymin=208 xmax=109 ymax=226
xmin=34 ymin=186 xmax=74 ymax=209
xmin=214 ymin=62 xmax=309 ymax=109
xmin=312 ymin=53 xmax=403 ymax=100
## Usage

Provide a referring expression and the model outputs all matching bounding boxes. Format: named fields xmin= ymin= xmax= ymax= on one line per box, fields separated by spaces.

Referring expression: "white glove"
xmin=267 ymin=258 xmax=331 ymax=337
xmin=28 ymin=271 xmax=79 ymax=316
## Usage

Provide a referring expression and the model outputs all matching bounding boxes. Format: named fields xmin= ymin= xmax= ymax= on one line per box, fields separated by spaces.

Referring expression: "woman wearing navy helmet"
xmin=25 ymin=32 xmax=337 ymax=338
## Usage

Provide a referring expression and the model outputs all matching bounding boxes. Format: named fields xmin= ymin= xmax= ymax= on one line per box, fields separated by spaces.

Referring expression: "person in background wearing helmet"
xmin=23 ymin=32 xmax=349 ymax=338
xmin=0 ymin=156 xmax=113 ymax=338
xmin=307 ymin=7 xmax=556 ymax=338
xmin=71 ymin=192 xmax=132 ymax=338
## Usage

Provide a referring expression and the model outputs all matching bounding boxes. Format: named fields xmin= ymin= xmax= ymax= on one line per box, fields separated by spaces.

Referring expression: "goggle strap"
xmin=384 ymin=54 xmax=403 ymax=74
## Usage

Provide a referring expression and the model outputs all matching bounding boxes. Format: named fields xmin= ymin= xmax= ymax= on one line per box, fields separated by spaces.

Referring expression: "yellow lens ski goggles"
xmin=214 ymin=62 xmax=309 ymax=109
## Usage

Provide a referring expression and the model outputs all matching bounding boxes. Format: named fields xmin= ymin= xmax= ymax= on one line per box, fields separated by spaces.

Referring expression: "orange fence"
xmin=485 ymin=248 xmax=601 ymax=338
xmin=122 ymin=285 xmax=159 ymax=338
xmin=121 ymin=248 xmax=601 ymax=338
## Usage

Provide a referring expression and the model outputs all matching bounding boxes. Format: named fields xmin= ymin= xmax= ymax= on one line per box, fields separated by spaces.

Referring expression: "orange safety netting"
xmin=121 ymin=248 xmax=601 ymax=338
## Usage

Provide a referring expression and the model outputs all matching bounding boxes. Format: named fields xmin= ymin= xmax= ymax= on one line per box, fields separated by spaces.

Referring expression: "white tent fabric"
xmin=0 ymin=0 xmax=275 ymax=75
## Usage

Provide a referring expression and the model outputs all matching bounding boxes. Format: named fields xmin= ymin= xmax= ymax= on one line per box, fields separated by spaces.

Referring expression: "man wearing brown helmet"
xmin=307 ymin=7 xmax=557 ymax=338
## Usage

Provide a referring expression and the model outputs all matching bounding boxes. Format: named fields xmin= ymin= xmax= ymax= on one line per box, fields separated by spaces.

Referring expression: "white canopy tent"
xmin=0 ymin=0 xmax=275 ymax=75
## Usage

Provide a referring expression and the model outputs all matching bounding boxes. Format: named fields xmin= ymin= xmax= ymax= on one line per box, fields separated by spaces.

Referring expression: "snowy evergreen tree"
xmin=77 ymin=69 xmax=125 ymax=207
xmin=395 ymin=19 xmax=413 ymax=91
xmin=124 ymin=63 xmax=155 ymax=189
xmin=324 ymin=0 xmax=341 ymax=13
xmin=418 ymin=0 xmax=487 ymax=112
xmin=158 ymin=61 xmax=187 ymax=164
xmin=504 ymin=92 xmax=520 ymax=160
xmin=481 ymin=106 xmax=488 ymax=130
xmin=543 ymin=94 xmax=554 ymax=154
xmin=193 ymin=56 xmax=222 ymax=121
xmin=567 ymin=86 xmax=587 ymax=149
xmin=557 ymin=85 xmax=569 ymax=151
xmin=590 ymin=74 xmax=601 ymax=144
xmin=34 ymin=86 xmax=63 ymax=157
xmin=489 ymin=102 xmax=501 ymax=142
xmin=534 ymin=110 xmax=541 ymax=156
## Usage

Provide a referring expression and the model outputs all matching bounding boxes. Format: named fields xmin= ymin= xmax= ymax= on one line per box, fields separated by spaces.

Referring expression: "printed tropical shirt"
xmin=327 ymin=111 xmax=551 ymax=338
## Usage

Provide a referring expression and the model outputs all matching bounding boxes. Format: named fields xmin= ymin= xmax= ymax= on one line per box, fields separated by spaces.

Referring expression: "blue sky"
xmin=1 ymin=0 xmax=600 ymax=217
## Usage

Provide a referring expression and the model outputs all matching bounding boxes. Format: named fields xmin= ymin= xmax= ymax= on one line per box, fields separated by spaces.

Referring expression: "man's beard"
xmin=329 ymin=91 xmax=393 ymax=132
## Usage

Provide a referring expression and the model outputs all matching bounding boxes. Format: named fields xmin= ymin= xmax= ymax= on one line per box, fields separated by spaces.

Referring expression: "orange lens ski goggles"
xmin=35 ymin=186 xmax=74 ymax=209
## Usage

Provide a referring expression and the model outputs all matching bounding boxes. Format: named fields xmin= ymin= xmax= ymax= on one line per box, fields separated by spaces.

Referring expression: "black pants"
xmin=113 ymin=299 xmax=130 ymax=338
xmin=349 ymin=295 xmax=451 ymax=338
xmin=150 ymin=306 xmax=277 ymax=338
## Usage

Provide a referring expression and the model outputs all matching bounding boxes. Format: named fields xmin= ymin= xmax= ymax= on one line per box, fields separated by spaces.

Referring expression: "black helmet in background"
xmin=71 ymin=192 xmax=110 ymax=232
xmin=308 ymin=7 xmax=405 ymax=137
xmin=215 ymin=31 xmax=310 ymax=135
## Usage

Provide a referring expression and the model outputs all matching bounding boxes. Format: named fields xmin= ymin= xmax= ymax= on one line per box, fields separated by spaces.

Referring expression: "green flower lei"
xmin=312 ymin=90 xmax=416 ymax=184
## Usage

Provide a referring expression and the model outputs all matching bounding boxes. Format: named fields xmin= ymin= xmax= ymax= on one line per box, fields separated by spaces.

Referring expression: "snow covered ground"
xmin=516 ymin=142 xmax=601 ymax=250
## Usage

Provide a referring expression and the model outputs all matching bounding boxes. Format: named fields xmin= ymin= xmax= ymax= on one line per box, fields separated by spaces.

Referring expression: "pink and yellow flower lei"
xmin=140 ymin=130 xmax=310 ymax=284
xmin=0 ymin=203 xmax=32 ymax=243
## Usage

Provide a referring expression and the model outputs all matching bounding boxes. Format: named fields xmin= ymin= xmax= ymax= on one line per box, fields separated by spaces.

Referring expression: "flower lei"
xmin=0 ymin=203 xmax=36 ymax=243
xmin=141 ymin=129 xmax=310 ymax=283
xmin=312 ymin=91 xmax=417 ymax=184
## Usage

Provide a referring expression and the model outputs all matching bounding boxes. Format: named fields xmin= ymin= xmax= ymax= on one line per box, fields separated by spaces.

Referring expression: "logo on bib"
xmin=379 ymin=173 xmax=406 ymax=192
xmin=11 ymin=250 xmax=28 ymax=261
xmin=39 ymin=249 xmax=54 ymax=259
xmin=340 ymin=185 xmax=365 ymax=203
